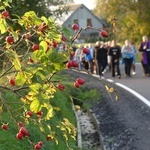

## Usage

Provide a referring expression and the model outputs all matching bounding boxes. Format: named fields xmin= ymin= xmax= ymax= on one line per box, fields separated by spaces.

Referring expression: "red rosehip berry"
xmin=83 ymin=48 xmax=89 ymax=54
xmin=71 ymin=60 xmax=79 ymax=67
xmin=2 ymin=10 xmax=9 ymax=18
xmin=19 ymin=127 xmax=28 ymax=136
xmin=5 ymin=36 xmax=14 ymax=44
xmin=34 ymin=144 xmax=41 ymax=150
xmin=57 ymin=84 xmax=65 ymax=91
xmin=29 ymin=57 xmax=34 ymax=63
xmin=74 ymin=81 xmax=80 ymax=88
xmin=32 ymin=44 xmax=39 ymax=51
xmin=36 ymin=110 xmax=43 ymax=116
xmin=76 ymin=78 xmax=85 ymax=85
xmin=52 ymin=40 xmax=57 ymax=48
xmin=66 ymin=61 xmax=72 ymax=69
xmin=72 ymin=23 xmax=79 ymax=30
xmin=9 ymin=78 xmax=15 ymax=86
xmin=26 ymin=111 xmax=33 ymax=117
xmin=18 ymin=122 xmax=24 ymax=127
xmin=61 ymin=35 xmax=67 ymax=42
xmin=38 ymin=141 xmax=43 ymax=147
xmin=100 ymin=30 xmax=108 ymax=37
xmin=1 ymin=124 xmax=8 ymax=130
xmin=16 ymin=132 xmax=24 ymax=140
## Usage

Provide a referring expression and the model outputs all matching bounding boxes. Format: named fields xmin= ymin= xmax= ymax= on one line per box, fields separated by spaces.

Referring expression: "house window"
xmin=87 ymin=19 xmax=92 ymax=27
xmin=68 ymin=24 xmax=71 ymax=28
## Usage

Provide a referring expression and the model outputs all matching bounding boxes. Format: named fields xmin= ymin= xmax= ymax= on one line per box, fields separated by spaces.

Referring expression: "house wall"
xmin=62 ymin=5 xmax=103 ymax=41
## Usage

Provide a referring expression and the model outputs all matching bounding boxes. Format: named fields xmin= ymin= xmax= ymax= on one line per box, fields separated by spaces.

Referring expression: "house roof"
xmin=68 ymin=4 xmax=81 ymax=11
xmin=62 ymin=4 xmax=107 ymax=27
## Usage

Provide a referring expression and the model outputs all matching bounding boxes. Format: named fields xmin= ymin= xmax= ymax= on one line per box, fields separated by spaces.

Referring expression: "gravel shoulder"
xmin=63 ymin=69 xmax=150 ymax=150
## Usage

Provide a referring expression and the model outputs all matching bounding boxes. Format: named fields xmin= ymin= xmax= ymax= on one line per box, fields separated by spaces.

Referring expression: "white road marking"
xmin=116 ymin=82 xmax=150 ymax=107
xmin=72 ymin=68 xmax=150 ymax=107
xmin=92 ymin=74 xmax=99 ymax=78
xmin=106 ymin=79 xmax=114 ymax=82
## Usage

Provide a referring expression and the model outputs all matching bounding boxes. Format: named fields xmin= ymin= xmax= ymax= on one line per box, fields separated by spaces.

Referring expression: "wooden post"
xmin=111 ymin=17 xmax=117 ymax=40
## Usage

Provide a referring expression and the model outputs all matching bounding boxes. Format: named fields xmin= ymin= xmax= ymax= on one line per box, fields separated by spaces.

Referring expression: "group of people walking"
xmin=73 ymin=35 xmax=150 ymax=78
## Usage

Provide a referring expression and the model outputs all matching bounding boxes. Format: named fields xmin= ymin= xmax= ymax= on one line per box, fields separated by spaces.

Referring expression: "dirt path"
xmin=64 ymin=69 xmax=150 ymax=150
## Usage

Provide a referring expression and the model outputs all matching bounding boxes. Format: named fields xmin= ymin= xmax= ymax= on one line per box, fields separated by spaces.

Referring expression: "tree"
xmin=5 ymin=0 xmax=73 ymax=20
xmin=94 ymin=0 xmax=150 ymax=43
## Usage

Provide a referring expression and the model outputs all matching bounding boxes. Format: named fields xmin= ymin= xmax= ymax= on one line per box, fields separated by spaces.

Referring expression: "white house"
xmin=62 ymin=4 xmax=107 ymax=42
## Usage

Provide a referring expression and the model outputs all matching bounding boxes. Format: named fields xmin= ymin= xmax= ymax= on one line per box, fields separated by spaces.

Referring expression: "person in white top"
xmin=74 ymin=45 xmax=83 ymax=70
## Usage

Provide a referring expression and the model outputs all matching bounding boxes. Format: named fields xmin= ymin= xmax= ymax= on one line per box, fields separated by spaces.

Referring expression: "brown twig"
xmin=71 ymin=26 xmax=102 ymax=44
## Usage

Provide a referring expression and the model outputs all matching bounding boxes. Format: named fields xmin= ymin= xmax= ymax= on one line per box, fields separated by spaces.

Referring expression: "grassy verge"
xmin=0 ymin=70 xmax=102 ymax=150
xmin=0 ymin=88 xmax=78 ymax=150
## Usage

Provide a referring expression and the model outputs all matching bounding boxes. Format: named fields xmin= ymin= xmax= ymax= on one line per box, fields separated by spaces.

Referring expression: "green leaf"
xmin=39 ymin=125 xmax=45 ymax=133
xmin=31 ymin=50 xmax=44 ymax=62
xmin=48 ymin=17 xmax=54 ymax=23
xmin=29 ymin=83 xmax=41 ymax=94
xmin=6 ymin=49 xmax=21 ymax=71
xmin=15 ymin=72 xmax=27 ymax=85
xmin=39 ymin=41 xmax=48 ymax=51
xmin=41 ymin=16 xmax=48 ymax=24
xmin=48 ymin=52 xmax=68 ymax=63
xmin=18 ymin=11 xmax=41 ymax=27
xmin=40 ymin=93 xmax=49 ymax=100
xmin=38 ymin=69 xmax=46 ymax=77
xmin=54 ymin=63 xmax=65 ymax=71
xmin=11 ymin=31 xmax=19 ymax=42
xmin=36 ymin=75 xmax=43 ymax=85
xmin=44 ymin=64 xmax=54 ymax=73
xmin=47 ymin=31 xmax=61 ymax=42
xmin=30 ymin=99 xmax=42 ymax=113
xmin=0 ymin=0 xmax=12 ymax=10
xmin=62 ymin=27 xmax=72 ymax=37
xmin=43 ymin=103 xmax=53 ymax=120
xmin=0 ymin=19 xmax=7 ymax=34
xmin=41 ymin=56 xmax=48 ymax=63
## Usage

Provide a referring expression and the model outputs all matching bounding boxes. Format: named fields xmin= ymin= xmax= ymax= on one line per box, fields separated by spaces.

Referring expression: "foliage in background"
xmin=3 ymin=0 xmax=73 ymax=20
xmin=94 ymin=0 xmax=150 ymax=43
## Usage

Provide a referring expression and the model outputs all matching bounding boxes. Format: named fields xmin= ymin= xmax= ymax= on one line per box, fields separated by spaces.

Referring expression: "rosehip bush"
xmin=0 ymin=1 xmax=109 ymax=149
xmin=0 ymin=3 xmax=77 ymax=149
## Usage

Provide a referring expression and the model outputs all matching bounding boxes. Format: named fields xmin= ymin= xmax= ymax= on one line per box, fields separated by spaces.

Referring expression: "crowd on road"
xmin=70 ymin=35 xmax=150 ymax=78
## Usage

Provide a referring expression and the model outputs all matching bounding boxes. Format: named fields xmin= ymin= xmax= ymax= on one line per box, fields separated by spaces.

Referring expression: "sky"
xmin=73 ymin=0 xmax=96 ymax=10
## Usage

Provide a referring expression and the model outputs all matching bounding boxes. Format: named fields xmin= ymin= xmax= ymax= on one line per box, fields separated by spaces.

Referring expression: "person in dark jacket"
xmin=108 ymin=40 xmax=121 ymax=78
xmin=100 ymin=41 xmax=108 ymax=74
xmin=139 ymin=36 xmax=150 ymax=76
xmin=94 ymin=41 xmax=101 ymax=76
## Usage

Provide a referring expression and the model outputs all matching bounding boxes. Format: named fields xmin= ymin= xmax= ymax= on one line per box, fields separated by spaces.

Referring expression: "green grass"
xmin=0 ymin=70 xmax=102 ymax=150
xmin=0 ymin=89 xmax=78 ymax=150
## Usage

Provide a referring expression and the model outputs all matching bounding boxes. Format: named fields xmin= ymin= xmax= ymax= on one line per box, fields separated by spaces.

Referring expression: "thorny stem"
xmin=71 ymin=26 xmax=102 ymax=44
xmin=0 ymin=65 xmax=13 ymax=78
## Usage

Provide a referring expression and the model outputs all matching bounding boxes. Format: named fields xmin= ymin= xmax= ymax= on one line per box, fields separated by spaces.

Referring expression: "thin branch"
xmin=0 ymin=65 xmax=13 ymax=78
xmin=71 ymin=26 xmax=102 ymax=44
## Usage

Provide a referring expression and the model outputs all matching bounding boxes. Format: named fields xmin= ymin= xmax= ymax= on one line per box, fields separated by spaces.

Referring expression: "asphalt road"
xmin=100 ymin=62 xmax=150 ymax=107
xmin=64 ymin=69 xmax=150 ymax=150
